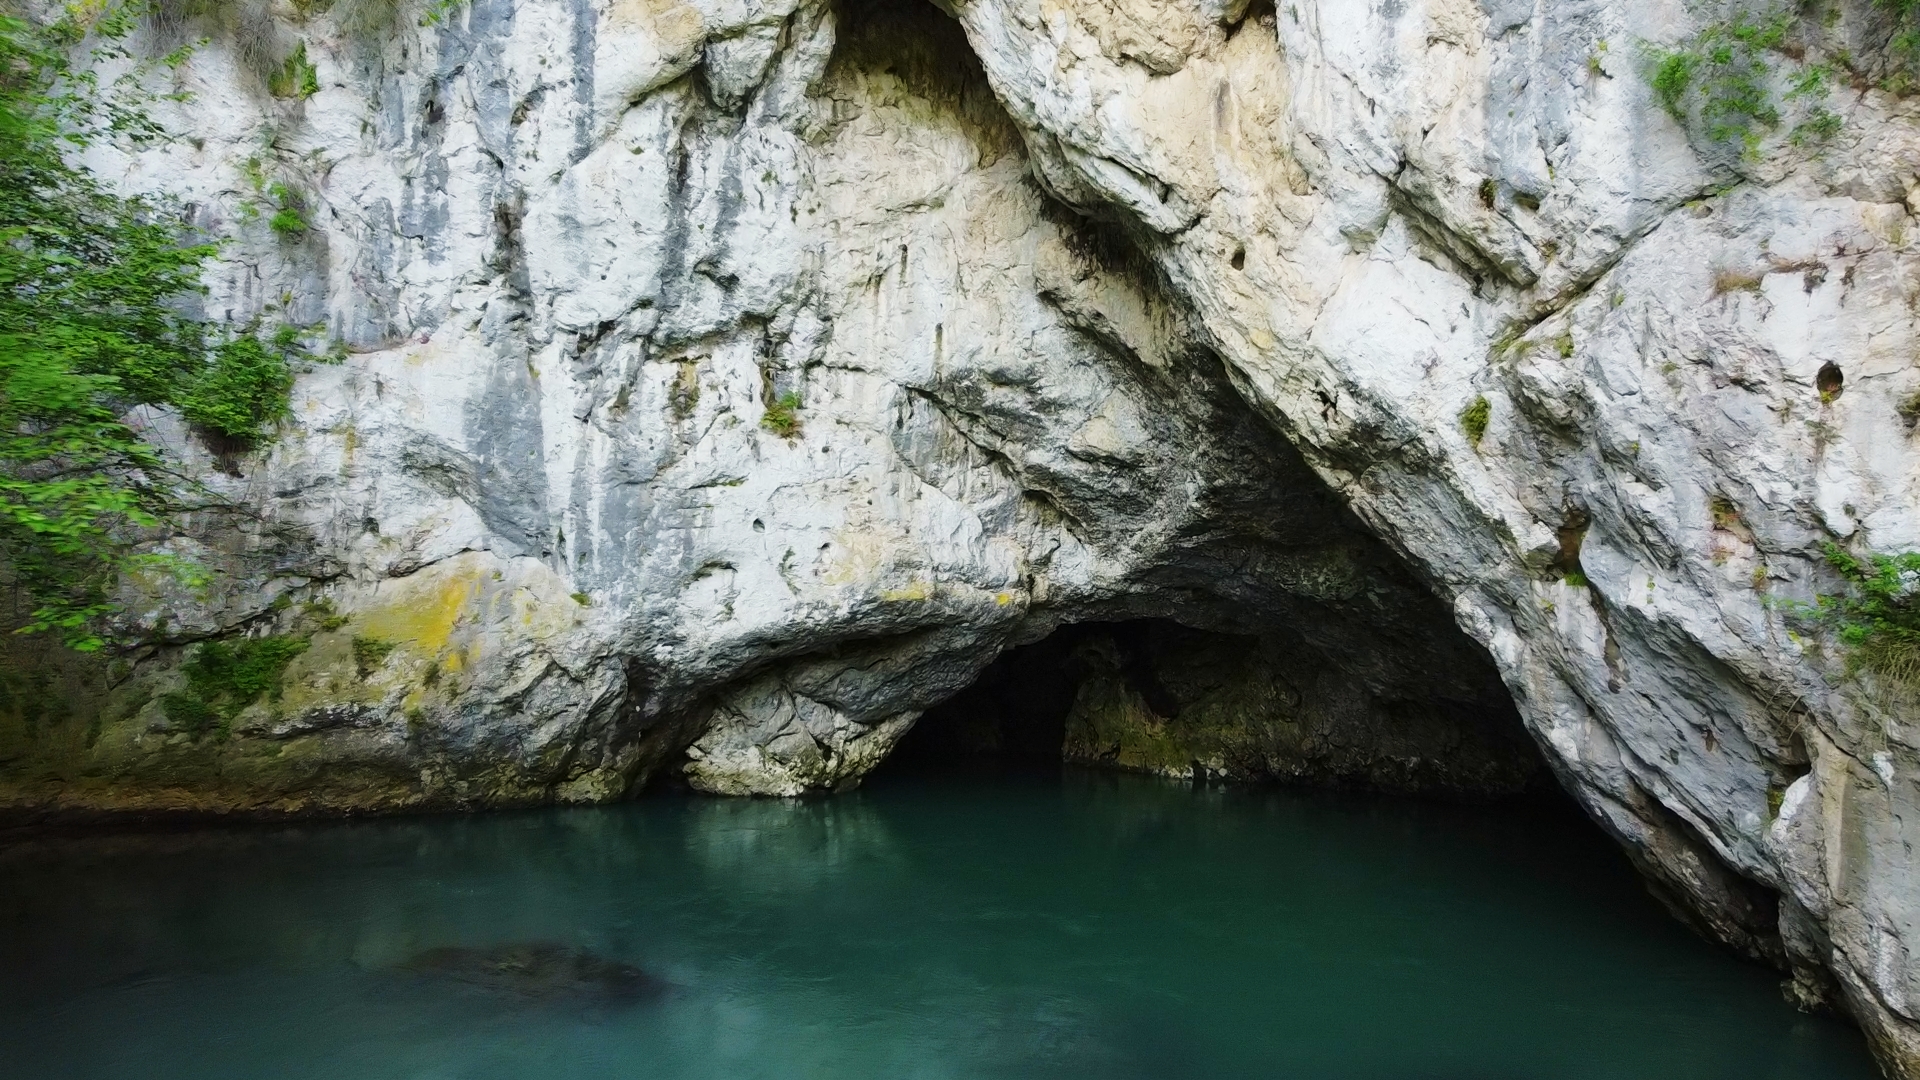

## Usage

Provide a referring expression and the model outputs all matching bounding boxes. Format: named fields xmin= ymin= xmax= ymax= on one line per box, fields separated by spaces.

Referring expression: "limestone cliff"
xmin=1 ymin=0 xmax=1917 ymax=1071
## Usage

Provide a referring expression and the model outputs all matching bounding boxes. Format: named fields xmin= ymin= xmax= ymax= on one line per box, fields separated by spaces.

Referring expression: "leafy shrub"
xmin=0 ymin=11 xmax=304 ymax=645
xmin=1643 ymin=7 xmax=1857 ymax=154
xmin=178 ymin=326 xmax=301 ymax=442
xmin=1882 ymin=0 xmax=1920 ymax=89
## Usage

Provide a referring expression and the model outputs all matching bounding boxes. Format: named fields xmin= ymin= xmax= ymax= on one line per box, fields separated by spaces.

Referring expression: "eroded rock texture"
xmin=2 ymin=0 xmax=1918 ymax=1069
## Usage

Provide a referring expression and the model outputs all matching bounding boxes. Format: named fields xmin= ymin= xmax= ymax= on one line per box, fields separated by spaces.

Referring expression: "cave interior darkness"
xmin=873 ymin=617 xmax=1558 ymax=799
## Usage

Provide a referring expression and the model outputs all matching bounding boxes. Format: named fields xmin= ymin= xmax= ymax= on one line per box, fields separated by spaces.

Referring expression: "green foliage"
xmin=570 ymin=591 xmax=591 ymax=606
xmin=161 ymin=634 xmax=309 ymax=736
xmin=1651 ymin=49 xmax=1701 ymax=117
xmin=1459 ymin=395 xmax=1491 ymax=447
xmin=762 ymin=391 xmax=803 ymax=438
xmin=0 ymin=11 xmax=303 ymax=647
xmin=149 ymin=0 xmax=277 ymax=80
xmin=419 ymin=0 xmax=468 ymax=26
xmin=159 ymin=686 xmax=217 ymax=734
xmin=178 ymin=326 xmax=302 ymax=440
xmin=351 ymin=635 xmax=395 ymax=678
xmin=1643 ymin=6 xmax=1857 ymax=155
xmin=1897 ymin=389 xmax=1920 ymax=427
xmin=1647 ymin=10 xmax=1793 ymax=155
xmin=1801 ymin=543 xmax=1920 ymax=686
xmin=1784 ymin=62 xmax=1842 ymax=145
xmin=305 ymin=597 xmax=349 ymax=631
xmin=266 ymin=41 xmax=319 ymax=100
xmin=1883 ymin=0 xmax=1920 ymax=89
xmin=264 ymin=180 xmax=309 ymax=236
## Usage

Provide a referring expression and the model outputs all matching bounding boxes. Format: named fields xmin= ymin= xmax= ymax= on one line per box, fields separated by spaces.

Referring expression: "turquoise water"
xmin=0 ymin=771 xmax=1878 ymax=1079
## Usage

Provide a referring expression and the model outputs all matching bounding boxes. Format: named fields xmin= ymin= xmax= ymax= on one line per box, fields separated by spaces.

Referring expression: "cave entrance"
xmin=877 ymin=617 xmax=1551 ymax=799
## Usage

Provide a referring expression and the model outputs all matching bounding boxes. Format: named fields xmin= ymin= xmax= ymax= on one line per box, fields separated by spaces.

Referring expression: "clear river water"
xmin=0 ymin=769 xmax=1880 ymax=1080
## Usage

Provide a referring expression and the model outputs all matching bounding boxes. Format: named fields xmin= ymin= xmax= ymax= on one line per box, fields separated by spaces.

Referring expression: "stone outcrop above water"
xmin=1 ymin=0 xmax=1917 ymax=1071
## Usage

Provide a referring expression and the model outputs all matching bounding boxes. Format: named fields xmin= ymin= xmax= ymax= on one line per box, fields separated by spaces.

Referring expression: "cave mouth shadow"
xmin=874 ymin=617 xmax=1558 ymax=804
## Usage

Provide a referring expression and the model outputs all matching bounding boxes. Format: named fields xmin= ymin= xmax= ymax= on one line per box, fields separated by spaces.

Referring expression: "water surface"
xmin=0 ymin=771 xmax=1877 ymax=1079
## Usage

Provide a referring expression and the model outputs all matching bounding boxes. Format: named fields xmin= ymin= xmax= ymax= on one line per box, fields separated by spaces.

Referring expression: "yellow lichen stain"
xmin=360 ymin=561 xmax=480 ymax=660
xmin=819 ymin=526 xmax=891 ymax=587
xmin=272 ymin=554 xmax=585 ymax=717
xmin=880 ymin=581 xmax=933 ymax=603
xmin=605 ymin=0 xmax=706 ymax=61
xmin=995 ymin=591 xmax=1014 ymax=606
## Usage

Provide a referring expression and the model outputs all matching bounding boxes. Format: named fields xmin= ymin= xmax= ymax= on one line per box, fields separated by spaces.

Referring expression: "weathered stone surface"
xmin=1 ymin=0 xmax=1916 ymax=1070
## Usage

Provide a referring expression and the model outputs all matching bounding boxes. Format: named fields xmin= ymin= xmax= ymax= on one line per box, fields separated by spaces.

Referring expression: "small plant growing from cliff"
xmin=1648 ymin=11 xmax=1790 ymax=154
xmin=419 ymin=0 xmax=468 ymax=26
xmin=161 ymin=635 xmax=311 ymax=737
xmin=1794 ymin=543 xmax=1920 ymax=687
xmin=1459 ymin=395 xmax=1492 ymax=448
xmin=266 ymin=42 xmax=320 ymax=100
xmin=1897 ymin=389 xmax=1920 ymax=428
xmin=1643 ymin=7 xmax=1849 ymax=156
xmin=266 ymin=181 xmax=310 ymax=237
xmin=305 ymin=598 xmax=350 ymax=632
xmin=762 ymin=392 xmax=803 ymax=438
xmin=178 ymin=324 xmax=303 ymax=440
xmin=351 ymin=635 xmax=396 ymax=679
xmin=1876 ymin=0 xmax=1920 ymax=91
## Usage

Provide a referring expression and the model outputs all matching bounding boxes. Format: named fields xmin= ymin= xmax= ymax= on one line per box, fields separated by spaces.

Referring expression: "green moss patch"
xmin=762 ymin=392 xmax=803 ymax=438
xmin=160 ymin=635 xmax=310 ymax=737
xmin=351 ymin=636 xmax=397 ymax=679
xmin=1459 ymin=395 xmax=1491 ymax=447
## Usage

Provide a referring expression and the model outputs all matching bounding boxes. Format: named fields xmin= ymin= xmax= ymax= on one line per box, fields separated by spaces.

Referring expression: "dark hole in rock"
xmin=1225 ymin=0 xmax=1276 ymax=39
xmin=1230 ymin=246 xmax=1247 ymax=270
xmin=1554 ymin=508 xmax=1590 ymax=585
xmin=829 ymin=0 xmax=1019 ymax=150
xmin=1816 ymin=362 xmax=1843 ymax=402
xmin=880 ymin=617 xmax=1551 ymax=799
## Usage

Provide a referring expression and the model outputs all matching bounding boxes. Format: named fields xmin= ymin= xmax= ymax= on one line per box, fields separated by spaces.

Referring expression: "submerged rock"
xmin=398 ymin=945 xmax=670 ymax=1005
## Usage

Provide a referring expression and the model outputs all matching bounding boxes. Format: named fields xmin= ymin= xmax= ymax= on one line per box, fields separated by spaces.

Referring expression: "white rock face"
xmin=13 ymin=0 xmax=1920 ymax=1069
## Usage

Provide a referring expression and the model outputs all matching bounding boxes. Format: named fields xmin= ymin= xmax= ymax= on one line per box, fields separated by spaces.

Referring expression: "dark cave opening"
xmin=876 ymin=617 xmax=1554 ymax=801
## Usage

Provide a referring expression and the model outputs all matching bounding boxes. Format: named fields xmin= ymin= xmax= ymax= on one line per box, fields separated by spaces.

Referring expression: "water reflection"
xmin=0 ymin=770 xmax=1880 ymax=1080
